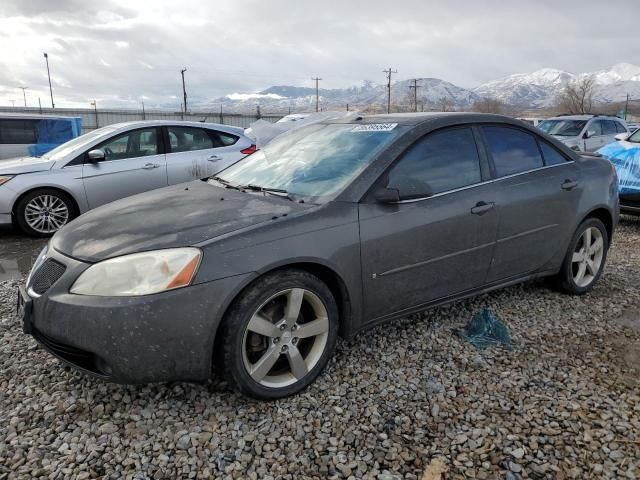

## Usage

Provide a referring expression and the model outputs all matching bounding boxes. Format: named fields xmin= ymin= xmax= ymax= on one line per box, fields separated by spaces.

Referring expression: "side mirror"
xmin=374 ymin=187 xmax=400 ymax=204
xmin=583 ymin=130 xmax=596 ymax=139
xmin=87 ymin=149 xmax=105 ymax=163
xmin=614 ymin=133 xmax=629 ymax=141
xmin=375 ymin=176 xmax=433 ymax=203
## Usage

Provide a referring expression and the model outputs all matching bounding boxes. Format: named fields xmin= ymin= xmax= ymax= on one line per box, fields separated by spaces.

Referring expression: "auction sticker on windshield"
xmin=351 ymin=123 xmax=397 ymax=132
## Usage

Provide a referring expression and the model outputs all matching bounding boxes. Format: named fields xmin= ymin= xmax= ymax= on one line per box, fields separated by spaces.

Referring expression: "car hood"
xmin=0 ymin=156 xmax=55 ymax=174
xmin=52 ymin=181 xmax=313 ymax=262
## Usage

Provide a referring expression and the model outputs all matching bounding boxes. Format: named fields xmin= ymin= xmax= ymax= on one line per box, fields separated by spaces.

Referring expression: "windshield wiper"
xmin=210 ymin=176 xmax=243 ymax=191
xmin=242 ymin=184 xmax=296 ymax=202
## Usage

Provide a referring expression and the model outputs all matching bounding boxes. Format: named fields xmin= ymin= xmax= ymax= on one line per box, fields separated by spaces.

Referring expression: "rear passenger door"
xmin=481 ymin=126 xmax=581 ymax=283
xmin=584 ymin=120 xmax=605 ymax=152
xmin=164 ymin=126 xmax=241 ymax=184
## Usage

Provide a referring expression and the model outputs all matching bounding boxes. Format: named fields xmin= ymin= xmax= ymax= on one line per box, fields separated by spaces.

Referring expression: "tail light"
xmin=240 ymin=144 xmax=257 ymax=155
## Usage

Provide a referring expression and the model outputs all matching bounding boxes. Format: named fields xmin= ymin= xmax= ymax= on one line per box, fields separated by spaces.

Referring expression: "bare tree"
xmin=555 ymin=75 xmax=596 ymax=114
xmin=471 ymin=97 xmax=505 ymax=114
xmin=438 ymin=96 xmax=453 ymax=112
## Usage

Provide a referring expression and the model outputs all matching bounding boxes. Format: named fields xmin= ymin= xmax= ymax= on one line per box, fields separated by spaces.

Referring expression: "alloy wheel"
xmin=571 ymin=226 xmax=604 ymax=288
xmin=24 ymin=194 xmax=70 ymax=234
xmin=242 ymin=288 xmax=329 ymax=388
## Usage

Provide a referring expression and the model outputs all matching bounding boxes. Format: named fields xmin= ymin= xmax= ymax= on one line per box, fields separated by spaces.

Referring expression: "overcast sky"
xmin=0 ymin=0 xmax=639 ymax=109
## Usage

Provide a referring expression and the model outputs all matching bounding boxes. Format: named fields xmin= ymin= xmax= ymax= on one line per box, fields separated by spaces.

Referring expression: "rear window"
xmin=482 ymin=126 xmax=544 ymax=177
xmin=0 ymin=119 xmax=38 ymax=144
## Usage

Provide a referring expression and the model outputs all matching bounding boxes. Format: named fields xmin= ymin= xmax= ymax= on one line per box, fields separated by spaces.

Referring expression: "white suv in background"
xmin=538 ymin=114 xmax=628 ymax=152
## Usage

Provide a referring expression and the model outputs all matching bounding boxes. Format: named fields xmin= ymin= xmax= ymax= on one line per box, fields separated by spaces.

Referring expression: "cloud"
xmin=0 ymin=0 xmax=638 ymax=109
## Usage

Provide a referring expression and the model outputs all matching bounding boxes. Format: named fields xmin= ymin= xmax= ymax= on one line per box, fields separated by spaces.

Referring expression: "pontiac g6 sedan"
xmin=19 ymin=113 xmax=618 ymax=399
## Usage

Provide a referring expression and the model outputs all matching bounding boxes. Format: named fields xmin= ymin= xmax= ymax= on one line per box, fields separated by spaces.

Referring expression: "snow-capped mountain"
xmin=212 ymin=63 xmax=639 ymax=113
xmin=473 ymin=63 xmax=640 ymax=108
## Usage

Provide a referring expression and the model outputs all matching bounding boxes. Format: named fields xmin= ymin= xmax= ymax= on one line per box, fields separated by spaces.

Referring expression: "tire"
xmin=219 ymin=269 xmax=339 ymax=399
xmin=14 ymin=188 xmax=77 ymax=237
xmin=550 ymin=217 xmax=609 ymax=294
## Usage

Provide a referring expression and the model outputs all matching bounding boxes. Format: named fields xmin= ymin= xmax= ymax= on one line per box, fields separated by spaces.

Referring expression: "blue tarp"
xmin=458 ymin=308 xmax=512 ymax=349
xmin=598 ymin=141 xmax=640 ymax=195
xmin=27 ymin=117 xmax=82 ymax=157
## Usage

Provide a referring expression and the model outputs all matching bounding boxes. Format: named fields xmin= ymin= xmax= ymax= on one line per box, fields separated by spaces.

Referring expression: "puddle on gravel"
xmin=0 ymin=226 xmax=47 ymax=282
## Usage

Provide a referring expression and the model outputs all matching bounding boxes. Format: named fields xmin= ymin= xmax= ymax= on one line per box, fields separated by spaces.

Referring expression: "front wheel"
xmin=219 ymin=270 xmax=339 ymax=399
xmin=14 ymin=188 xmax=77 ymax=237
xmin=551 ymin=218 xmax=609 ymax=294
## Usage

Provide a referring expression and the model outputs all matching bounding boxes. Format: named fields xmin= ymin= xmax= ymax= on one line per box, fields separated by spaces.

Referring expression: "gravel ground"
xmin=1 ymin=220 xmax=640 ymax=480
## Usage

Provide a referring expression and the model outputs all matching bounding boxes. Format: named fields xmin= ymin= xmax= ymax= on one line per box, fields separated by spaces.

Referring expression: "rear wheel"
xmin=15 ymin=188 xmax=77 ymax=237
xmin=219 ymin=270 xmax=338 ymax=399
xmin=551 ymin=218 xmax=608 ymax=294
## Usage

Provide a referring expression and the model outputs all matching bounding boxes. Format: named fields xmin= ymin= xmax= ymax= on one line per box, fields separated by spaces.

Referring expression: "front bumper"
xmin=24 ymin=248 xmax=252 ymax=384
xmin=0 ymin=212 xmax=11 ymax=225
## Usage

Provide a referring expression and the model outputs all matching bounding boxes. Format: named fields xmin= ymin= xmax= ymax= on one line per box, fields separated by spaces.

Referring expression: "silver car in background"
xmin=0 ymin=121 xmax=255 ymax=236
xmin=538 ymin=114 xmax=628 ymax=152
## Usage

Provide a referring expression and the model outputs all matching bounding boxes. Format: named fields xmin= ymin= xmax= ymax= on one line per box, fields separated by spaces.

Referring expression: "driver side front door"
xmin=82 ymin=127 xmax=167 ymax=209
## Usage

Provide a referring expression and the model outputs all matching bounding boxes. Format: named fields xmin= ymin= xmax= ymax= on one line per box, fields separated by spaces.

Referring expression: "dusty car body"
xmin=19 ymin=113 xmax=618 ymax=399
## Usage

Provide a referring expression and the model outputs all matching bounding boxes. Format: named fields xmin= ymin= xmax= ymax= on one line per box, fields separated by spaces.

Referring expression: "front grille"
xmin=31 ymin=258 xmax=66 ymax=294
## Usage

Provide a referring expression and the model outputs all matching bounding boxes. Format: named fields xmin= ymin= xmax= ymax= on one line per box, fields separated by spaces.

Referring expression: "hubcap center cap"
xmin=281 ymin=330 xmax=292 ymax=343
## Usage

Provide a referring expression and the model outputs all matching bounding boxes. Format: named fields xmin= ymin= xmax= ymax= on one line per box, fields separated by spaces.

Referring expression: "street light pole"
xmin=180 ymin=68 xmax=188 ymax=114
xmin=43 ymin=53 xmax=55 ymax=109
xmin=19 ymin=87 xmax=28 ymax=107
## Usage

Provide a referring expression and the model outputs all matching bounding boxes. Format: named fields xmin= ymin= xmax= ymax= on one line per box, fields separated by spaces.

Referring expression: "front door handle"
xmin=561 ymin=179 xmax=578 ymax=191
xmin=143 ymin=163 xmax=160 ymax=170
xmin=207 ymin=155 xmax=222 ymax=162
xmin=471 ymin=201 xmax=494 ymax=216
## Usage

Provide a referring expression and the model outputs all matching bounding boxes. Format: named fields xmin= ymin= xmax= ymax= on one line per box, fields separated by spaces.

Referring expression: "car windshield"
xmin=538 ymin=119 xmax=587 ymax=136
xmin=628 ymin=129 xmax=640 ymax=143
xmin=213 ymin=123 xmax=405 ymax=202
xmin=41 ymin=125 xmax=119 ymax=161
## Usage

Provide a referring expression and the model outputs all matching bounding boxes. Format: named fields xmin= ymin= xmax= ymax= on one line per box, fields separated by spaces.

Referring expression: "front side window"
xmin=168 ymin=126 xmax=214 ymax=153
xmin=216 ymin=123 xmax=405 ymax=201
xmin=0 ymin=119 xmax=38 ymax=144
xmin=538 ymin=120 xmax=587 ymax=136
xmin=97 ymin=128 xmax=158 ymax=161
xmin=388 ymin=127 xmax=481 ymax=195
xmin=539 ymin=141 xmax=568 ymax=166
xmin=587 ymin=120 xmax=603 ymax=137
xmin=482 ymin=126 xmax=543 ymax=177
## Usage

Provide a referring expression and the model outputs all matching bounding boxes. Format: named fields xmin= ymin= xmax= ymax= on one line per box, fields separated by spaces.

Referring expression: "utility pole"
xmin=408 ymin=79 xmax=421 ymax=113
xmin=180 ymin=68 xmax=188 ymax=114
xmin=90 ymin=100 xmax=98 ymax=128
xmin=624 ymin=93 xmax=629 ymax=121
xmin=38 ymin=97 xmax=42 ymax=114
xmin=383 ymin=67 xmax=397 ymax=114
xmin=141 ymin=100 xmax=146 ymax=120
xmin=311 ymin=77 xmax=322 ymax=112
xmin=43 ymin=53 xmax=54 ymax=109
xmin=19 ymin=87 xmax=28 ymax=107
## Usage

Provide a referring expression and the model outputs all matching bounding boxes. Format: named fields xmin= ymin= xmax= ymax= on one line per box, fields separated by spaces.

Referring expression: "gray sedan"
xmin=0 ymin=120 xmax=255 ymax=236
xmin=19 ymin=113 xmax=618 ymax=399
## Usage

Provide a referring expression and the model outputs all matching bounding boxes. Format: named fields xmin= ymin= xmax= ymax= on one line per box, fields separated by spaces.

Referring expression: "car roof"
xmin=104 ymin=120 xmax=246 ymax=135
xmin=324 ymin=112 xmax=526 ymax=127
xmin=546 ymin=114 xmax=623 ymax=121
xmin=0 ymin=112 xmax=82 ymax=120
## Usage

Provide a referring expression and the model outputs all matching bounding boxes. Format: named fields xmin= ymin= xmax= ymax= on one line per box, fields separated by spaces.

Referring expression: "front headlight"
xmin=70 ymin=247 xmax=202 ymax=296
xmin=0 ymin=175 xmax=15 ymax=186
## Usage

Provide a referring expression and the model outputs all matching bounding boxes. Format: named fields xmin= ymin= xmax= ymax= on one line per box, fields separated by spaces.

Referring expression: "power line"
xmin=383 ymin=67 xmax=397 ymax=114
xmin=311 ymin=77 xmax=322 ymax=112
xmin=408 ymin=79 xmax=421 ymax=113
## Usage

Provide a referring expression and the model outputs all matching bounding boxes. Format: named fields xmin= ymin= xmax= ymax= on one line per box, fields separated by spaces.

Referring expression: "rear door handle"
xmin=207 ymin=155 xmax=222 ymax=162
xmin=470 ymin=201 xmax=494 ymax=216
xmin=561 ymin=179 xmax=578 ymax=191
xmin=143 ymin=163 xmax=160 ymax=170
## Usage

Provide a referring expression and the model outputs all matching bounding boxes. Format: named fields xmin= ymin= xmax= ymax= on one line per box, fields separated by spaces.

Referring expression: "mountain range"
xmin=212 ymin=63 xmax=640 ymax=114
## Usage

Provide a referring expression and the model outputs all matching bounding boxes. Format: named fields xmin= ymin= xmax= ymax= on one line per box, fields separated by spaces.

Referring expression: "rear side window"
xmin=0 ymin=119 xmax=38 ymax=144
xmin=168 ymin=126 xmax=214 ymax=153
xmin=210 ymin=130 xmax=238 ymax=147
xmin=615 ymin=122 xmax=627 ymax=134
xmin=539 ymin=141 xmax=568 ymax=166
xmin=388 ymin=127 xmax=481 ymax=195
xmin=482 ymin=126 xmax=543 ymax=177
xmin=602 ymin=121 xmax=617 ymax=135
